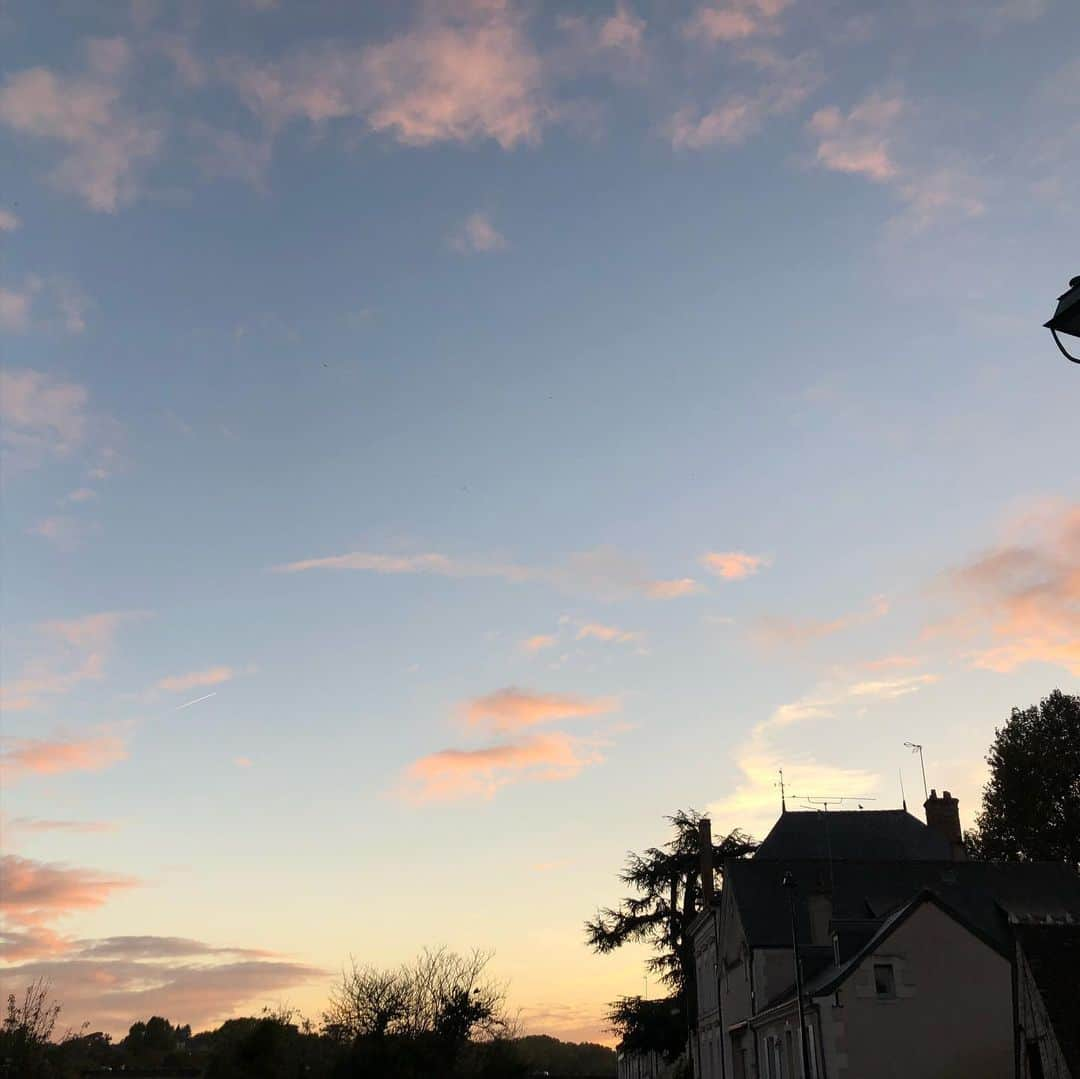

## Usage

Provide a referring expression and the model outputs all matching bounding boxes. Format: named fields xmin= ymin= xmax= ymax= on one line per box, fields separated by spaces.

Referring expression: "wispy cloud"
xmin=752 ymin=594 xmax=889 ymax=648
xmin=0 ymin=286 xmax=32 ymax=331
xmin=0 ymin=731 xmax=128 ymax=782
xmin=401 ymin=731 xmax=602 ymax=803
xmin=807 ymin=92 xmax=985 ymax=229
xmin=28 ymin=514 xmax=100 ymax=550
xmin=464 ymin=687 xmax=618 ymax=732
xmin=808 ymin=94 xmax=902 ymax=181
xmin=0 ymin=930 xmax=325 ymax=1036
xmin=1 ymin=853 xmax=138 ymax=928
xmin=683 ymin=0 xmax=791 ymax=44
xmin=1 ymin=368 xmax=116 ymax=478
xmin=575 ymin=622 xmax=642 ymax=645
xmin=157 ymin=666 xmax=235 ymax=693
xmin=556 ymin=3 xmax=647 ymax=65
xmin=0 ymin=38 xmax=163 ymax=211
xmin=669 ymin=48 xmax=821 ymax=149
xmin=450 ymin=211 xmax=506 ymax=254
xmin=9 ymin=817 xmax=117 ymax=834
xmin=706 ymin=668 xmax=938 ymax=834
xmin=0 ymin=208 xmax=19 ymax=231
xmin=701 ymin=550 xmax=770 ymax=580
xmin=521 ymin=634 xmax=557 ymax=653
xmin=1 ymin=610 xmax=141 ymax=712
xmin=0 ymin=368 xmax=88 ymax=461
xmin=930 ymin=499 xmax=1080 ymax=675
xmin=228 ymin=1 xmax=547 ymax=149
xmin=275 ymin=544 xmax=700 ymax=601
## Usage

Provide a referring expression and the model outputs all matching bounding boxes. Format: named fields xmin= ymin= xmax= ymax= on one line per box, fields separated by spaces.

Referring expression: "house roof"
xmin=725 ymin=858 xmax=1080 ymax=955
xmin=749 ymin=889 xmax=1004 ymax=1022
xmin=754 ymin=809 xmax=953 ymax=862
xmin=1016 ymin=923 xmax=1080 ymax=1076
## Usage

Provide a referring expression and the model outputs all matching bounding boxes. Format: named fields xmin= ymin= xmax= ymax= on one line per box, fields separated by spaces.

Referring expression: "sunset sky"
xmin=1 ymin=0 xmax=1078 ymax=1044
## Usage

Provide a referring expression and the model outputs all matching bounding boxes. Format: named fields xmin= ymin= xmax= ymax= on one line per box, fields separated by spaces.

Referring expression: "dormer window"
xmin=873 ymin=963 xmax=896 ymax=999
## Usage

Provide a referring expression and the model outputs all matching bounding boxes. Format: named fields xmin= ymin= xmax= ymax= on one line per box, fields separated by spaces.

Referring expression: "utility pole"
xmin=783 ymin=872 xmax=814 ymax=1079
xmin=904 ymin=742 xmax=928 ymax=801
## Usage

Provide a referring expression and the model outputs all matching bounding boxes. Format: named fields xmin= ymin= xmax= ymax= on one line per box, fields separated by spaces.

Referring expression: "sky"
xmin=1 ymin=0 xmax=1078 ymax=1045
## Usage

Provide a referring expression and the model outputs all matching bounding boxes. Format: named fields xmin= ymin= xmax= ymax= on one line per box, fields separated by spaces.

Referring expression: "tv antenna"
xmin=789 ymin=794 xmax=877 ymax=811
xmin=777 ymin=769 xmax=786 ymax=813
xmin=904 ymin=742 xmax=928 ymax=801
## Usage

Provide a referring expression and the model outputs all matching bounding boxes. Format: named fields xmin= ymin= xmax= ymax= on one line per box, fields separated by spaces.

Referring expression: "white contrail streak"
xmin=176 ymin=692 xmax=217 ymax=710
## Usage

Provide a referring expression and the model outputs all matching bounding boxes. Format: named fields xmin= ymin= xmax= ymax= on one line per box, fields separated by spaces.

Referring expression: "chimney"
xmin=699 ymin=818 xmax=714 ymax=905
xmin=924 ymin=789 xmax=965 ymax=860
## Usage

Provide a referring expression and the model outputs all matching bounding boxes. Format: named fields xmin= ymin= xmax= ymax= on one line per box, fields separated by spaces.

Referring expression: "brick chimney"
xmin=924 ymin=789 xmax=965 ymax=860
xmin=699 ymin=818 xmax=714 ymax=904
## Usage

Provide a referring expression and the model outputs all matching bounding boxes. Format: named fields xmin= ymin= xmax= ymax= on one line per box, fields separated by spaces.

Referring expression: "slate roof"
xmin=1016 ymin=923 xmax=1080 ymax=1077
xmin=754 ymin=809 xmax=954 ymax=862
xmin=725 ymin=858 xmax=1080 ymax=955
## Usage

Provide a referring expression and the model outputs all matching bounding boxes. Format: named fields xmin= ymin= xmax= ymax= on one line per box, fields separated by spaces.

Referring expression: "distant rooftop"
xmin=753 ymin=808 xmax=953 ymax=862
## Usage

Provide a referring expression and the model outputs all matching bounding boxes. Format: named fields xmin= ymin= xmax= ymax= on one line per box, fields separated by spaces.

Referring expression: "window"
xmin=873 ymin=962 xmax=897 ymax=998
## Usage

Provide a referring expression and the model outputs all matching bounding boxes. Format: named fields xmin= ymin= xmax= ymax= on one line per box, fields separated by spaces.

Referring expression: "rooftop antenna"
xmin=904 ymin=742 xmax=928 ymax=801
xmin=899 ymin=767 xmax=907 ymax=812
xmin=777 ymin=768 xmax=786 ymax=813
xmin=789 ymin=795 xmax=877 ymax=812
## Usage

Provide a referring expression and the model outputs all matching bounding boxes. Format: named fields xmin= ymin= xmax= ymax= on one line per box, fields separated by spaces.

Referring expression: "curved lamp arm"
xmin=1050 ymin=327 xmax=1080 ymax=364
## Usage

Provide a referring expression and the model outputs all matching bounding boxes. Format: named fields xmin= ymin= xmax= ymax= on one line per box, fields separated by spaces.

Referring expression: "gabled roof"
xmin=1016 ymin=923 xmax=1080 ymax=1076
xmin=725 ymin=858 xmax=1080 ymax=954
xmin=754 ymin=809 xmax=953 ymax=862
xmin=749 ymin=889 xmax=1007 ymax=1022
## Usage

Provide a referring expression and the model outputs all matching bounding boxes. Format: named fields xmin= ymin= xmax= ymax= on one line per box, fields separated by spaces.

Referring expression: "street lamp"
xmin=1045 ymin=275 xmax=1080 ymax=364
xmin=782 ymin=872 xmax=814 ymax=1079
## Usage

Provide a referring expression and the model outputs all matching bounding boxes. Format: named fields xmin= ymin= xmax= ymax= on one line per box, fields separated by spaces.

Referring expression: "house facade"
xmin=691 ymin=792 xmax=1080 ymax=1079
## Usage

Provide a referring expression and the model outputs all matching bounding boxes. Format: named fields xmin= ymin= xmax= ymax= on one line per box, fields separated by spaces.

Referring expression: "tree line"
xmin=2 ymin=948 xmax=615 ymax=1079
xmin=5 ymin=689 xmax=1076 ymax=1078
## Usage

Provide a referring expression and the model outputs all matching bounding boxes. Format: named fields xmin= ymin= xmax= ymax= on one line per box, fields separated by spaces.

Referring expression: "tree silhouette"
xmin=969 ymin=689 xmax=1080 ymax=868
xmin=585 ymin=809 xmax=755 ymax=1044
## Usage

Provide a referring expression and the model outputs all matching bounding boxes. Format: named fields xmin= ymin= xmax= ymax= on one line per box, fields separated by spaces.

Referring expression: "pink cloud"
xmin=670 ymin=49 xmax=820 ymax=150
xmin=0 ymin=287 xmax=32 ymax=331
xmin=277 ymin=544 xmax=698 ymax=601
xmin=683 ymin=0 xmax=791 ymax=43
xmin=1 ymin=935 xmax=326 ymax=1036
xmin=157 ymin=666 xmax=235 ymax=692
xmin=10 ymin=818 xmax=117 ymax=834
xmin=0 ymin=42 xmax=162 ymax=211
xmin=521 ymin=634 xmax=557 ymax=653
xmin=401 ymin=731 xmax=601 ymax=802
xmin=934 ymin=500 xmax=1079 ymax=675
xmin=465 ymin=687 xmax=618 ymax=732
xmin=575 ymin=622 xmax=641 ymax=644
xmin=646 ymin=577 xmax=701 ymax=598
xmin=0 ymin=731 xmax=128 ymax=782
xmin=1 ymin=610 xmax=139 ymax=713
xmin=0 ymin=854 xmax=138 ymax=927
xmin=557 ymin=3 xmax=647 ymax=65
xmin=229 ymin=2 xmax=548 ymax=150
xmin=42 ymin=610 xmax=137 ymax=652
xmin=0 ymin=368 xmax=89 ymax=459
xmin=0 ymin=207 xmax=19 ymax=231
xmin=450 ymin=211 xmax=506 ymax=254
xmin=701 ymin=550 xmax=770 ymax=580
xmin=753 ymin=594 xmax=890 ymax=648
xmin=808 ymin=95 xmax=903 ymax=181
